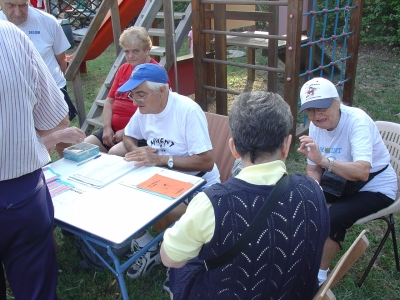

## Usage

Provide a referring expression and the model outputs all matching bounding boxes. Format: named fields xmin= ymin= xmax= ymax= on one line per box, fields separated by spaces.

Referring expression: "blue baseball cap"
xmin=118 ymin=63 xmax=168 ymax=92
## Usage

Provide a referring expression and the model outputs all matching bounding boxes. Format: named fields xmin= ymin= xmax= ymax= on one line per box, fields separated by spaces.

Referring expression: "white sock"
xmin=318 ymin=268 xmax=329 ymax=285
xmin=136 ymin=231 xmax=157 ymax=251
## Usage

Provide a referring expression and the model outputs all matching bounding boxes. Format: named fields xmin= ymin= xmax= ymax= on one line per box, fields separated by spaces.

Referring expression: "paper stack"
xmin=68 ymin=155 xmax=136 ymax=188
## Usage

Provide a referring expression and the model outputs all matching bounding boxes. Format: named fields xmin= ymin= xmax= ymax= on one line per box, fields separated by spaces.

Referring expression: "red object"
xmin=168 ymin=56 xmax=195 ymax=96
xmin=30 ymin=0 xmax=44 ymax=9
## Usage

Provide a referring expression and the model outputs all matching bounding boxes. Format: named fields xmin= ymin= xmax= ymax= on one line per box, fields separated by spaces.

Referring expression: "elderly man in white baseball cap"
xmin=297 ymin=77 xmax=397 ymax=285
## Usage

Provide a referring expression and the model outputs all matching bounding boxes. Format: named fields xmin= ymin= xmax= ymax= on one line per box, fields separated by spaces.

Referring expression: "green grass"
xmin=47 ymin=42 xmax=400 ymax=299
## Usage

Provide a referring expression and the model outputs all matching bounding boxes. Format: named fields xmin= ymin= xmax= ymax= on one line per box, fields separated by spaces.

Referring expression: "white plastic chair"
xmin=354 ymin=121 xmax=400 ymax=286
xmin=313 ymin=230 xmax=369 ymax=300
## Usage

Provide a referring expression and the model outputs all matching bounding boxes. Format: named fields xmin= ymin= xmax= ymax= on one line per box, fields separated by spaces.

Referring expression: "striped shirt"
xmin=0 ymin=21 xmax=68 ymax=180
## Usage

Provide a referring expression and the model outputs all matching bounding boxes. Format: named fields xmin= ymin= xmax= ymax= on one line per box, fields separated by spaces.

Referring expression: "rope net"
xmin=302 ymin=0 xmax=356 ymax=95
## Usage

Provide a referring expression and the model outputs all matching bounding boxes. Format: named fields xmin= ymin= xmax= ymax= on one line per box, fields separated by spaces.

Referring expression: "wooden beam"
xmin=202 ymin=1 xmax=288 ymax=5
xmin=268 ymin=1 xmax=278 ymax=92
xmin=44 ymin=0 xmax=50 ymax=13
xmin=65 ymin=0 xmax=113 ymax=80
xmin=110 ymin=0 xmax=122 ymax=56
xmin=192 ymin=0 xmax=208 ymax=111
xmin=204 ymin=10 xmax=274 ymax=23
xmin=214 ymin=4 xmax=228 ymax=116
xmin=343 ymin=0 xmax=365 ymax=106
xmin=283 ymin=0 xmax=304 ymax=152
xmin=162 ymin=0 xmax=175 ymax=72
xmin=71 ymin=72 xmax=86 ymax=126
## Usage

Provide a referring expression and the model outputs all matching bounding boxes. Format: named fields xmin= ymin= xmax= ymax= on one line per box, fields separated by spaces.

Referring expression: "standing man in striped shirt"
xmin=0 ymin=0 xmax=78 ymax=157
xmin=0 ymin=20 xmax=69 ymax=299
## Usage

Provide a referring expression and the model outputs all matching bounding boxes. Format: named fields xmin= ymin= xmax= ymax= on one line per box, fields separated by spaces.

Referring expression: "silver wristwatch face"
xmin=168 ymin=156 xmax=174 ymax=169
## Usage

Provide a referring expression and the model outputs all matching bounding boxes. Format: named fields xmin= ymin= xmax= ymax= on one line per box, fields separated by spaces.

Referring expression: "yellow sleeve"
xmin=162 ymin=192 xmax=215 ymax=262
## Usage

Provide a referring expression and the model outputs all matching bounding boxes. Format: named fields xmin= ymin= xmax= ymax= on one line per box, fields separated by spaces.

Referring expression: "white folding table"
xmin=48 ymin=156 xmax=206 ymax=300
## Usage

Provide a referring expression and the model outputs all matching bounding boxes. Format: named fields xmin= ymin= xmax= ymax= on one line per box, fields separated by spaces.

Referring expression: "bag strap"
xmin=204 ymin=174 xmax=290 ymax=270
xmin=196 ymin=171 xmax=207 ymax=177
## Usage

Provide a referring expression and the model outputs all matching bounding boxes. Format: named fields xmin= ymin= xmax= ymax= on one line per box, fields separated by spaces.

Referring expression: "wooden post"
xmin=44 ymin=0 xmax=50 ymax=14
xmin=304 ymin=0 xmax=315 ymax=80
xmin=65 ymin=0 xmax=114 ymax=126
xmin=71 ymin=72 xmax=86 ymax=126
xmin=214 ymin=4 xmax=228 ymax=116
xmin=110 ymin=0 xmax=122 ymax=56
xmin=284 ymin=0 xmax=304 ymax=152
xmin=204 ymin=4 xmax=215 ymax=104
xmin=151 ymin=19 xmax=160 ymax=62
xmin=163 ymin=0 xmax=175 ymax=72
xmin=343 ymin=0 xmax=364 ymax=106
xmin=65 ymin=0 xmax=113 ymax=80
xmin=193 ymin=0 xmax=208 ymax=111
xmin=268 ymin=1 xmax=279 ymax=92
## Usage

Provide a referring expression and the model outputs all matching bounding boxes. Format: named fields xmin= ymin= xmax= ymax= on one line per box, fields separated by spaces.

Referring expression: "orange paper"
xmin=137 ymin=174 xmax=194 ymax=199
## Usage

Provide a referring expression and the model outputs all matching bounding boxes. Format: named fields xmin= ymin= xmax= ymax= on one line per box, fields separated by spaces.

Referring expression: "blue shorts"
xmin=92 ymin=128 xmax=147 ymax=151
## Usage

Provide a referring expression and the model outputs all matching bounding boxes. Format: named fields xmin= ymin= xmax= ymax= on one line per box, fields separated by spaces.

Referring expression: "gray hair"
xmin=229 ymin=91 xmax=293 ymax=163
xmin=146 ymin=81 xmax=169 ymax=92
xmin=333 ymin=97 xmax=342 ymax=103
xmin=119 ymin=26 xmax=152 ymax=50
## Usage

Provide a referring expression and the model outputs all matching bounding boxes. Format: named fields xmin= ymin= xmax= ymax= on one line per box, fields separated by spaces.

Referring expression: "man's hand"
xmin=124 ymin=146 xmax=159 ymax=166
xmin=58 ymin=127 xmax=86 ymax=144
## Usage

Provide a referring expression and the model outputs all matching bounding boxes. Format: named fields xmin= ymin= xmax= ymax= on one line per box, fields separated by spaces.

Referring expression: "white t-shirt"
xmin=0 ymin=7 xmax=70 ymax=88
xmin=308 ymin=104 xmax=398 ymax=200
xmin=125 ymin=91 xmax=220 ymax=188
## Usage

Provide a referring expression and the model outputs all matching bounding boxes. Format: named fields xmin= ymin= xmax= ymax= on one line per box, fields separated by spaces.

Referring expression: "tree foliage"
xmin=361 ymin=0 xmax=400 ymax=48
xmin=315 ymin=0 xmax=400 ymax=50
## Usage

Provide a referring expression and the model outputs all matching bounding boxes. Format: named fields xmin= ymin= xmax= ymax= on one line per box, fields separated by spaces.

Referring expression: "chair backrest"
xmin=354 ymin=121 xmax=400 ymax=224
xmin=205 ymin=112 xmax=236 ymax=183
xmin=376 ymin=121 xmax=400 ymax=197
xmin=313 ymin=230 xmax=369 ymax=300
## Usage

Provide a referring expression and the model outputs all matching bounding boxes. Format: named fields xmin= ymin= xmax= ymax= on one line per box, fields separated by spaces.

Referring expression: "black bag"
xmin=321 ymin=165 xmax=389 ymax=197
xmin=75 ymin=236 xmax=131 ymax=270
xmin=320 ymin=172 xmax=347 ymax=197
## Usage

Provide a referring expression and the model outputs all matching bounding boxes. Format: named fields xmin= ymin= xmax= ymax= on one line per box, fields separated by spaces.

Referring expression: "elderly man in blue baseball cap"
xmin=109 ymin=63 xmax=220 ymax=285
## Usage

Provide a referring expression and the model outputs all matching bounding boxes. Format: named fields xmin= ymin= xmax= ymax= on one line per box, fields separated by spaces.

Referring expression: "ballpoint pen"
xmin=77 ymin=154 xmax=102 ymax=166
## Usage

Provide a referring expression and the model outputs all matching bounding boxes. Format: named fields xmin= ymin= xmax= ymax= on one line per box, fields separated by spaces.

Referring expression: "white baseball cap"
xmin=299 ymin=77 xmax=339 ymax=113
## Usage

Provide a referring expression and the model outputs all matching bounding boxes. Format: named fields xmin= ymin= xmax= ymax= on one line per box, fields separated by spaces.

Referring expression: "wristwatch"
xmin=168 ymin=156 xmax=174 ymax=169
xmin=327 ymin=157 xmax=334 ymax=172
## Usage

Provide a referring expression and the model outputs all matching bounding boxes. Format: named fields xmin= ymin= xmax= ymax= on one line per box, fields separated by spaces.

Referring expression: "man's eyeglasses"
xmin=127 ymin=91 xmax=153 ymax=103
xmin=306 ymin=108 xmax=328 ymax=115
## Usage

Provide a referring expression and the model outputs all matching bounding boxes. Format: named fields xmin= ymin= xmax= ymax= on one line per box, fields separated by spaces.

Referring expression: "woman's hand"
xmin=102 ymin=126 xmax=115 ymax=147
xmin=298 ymin=135 xmax=325 ymax=165
xmin=112 ymin=129 xmax=124 ymax=144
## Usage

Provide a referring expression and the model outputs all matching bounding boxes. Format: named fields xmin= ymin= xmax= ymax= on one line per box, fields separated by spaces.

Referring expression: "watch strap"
xmin=327 ymin=157 xmax=334 ymax=172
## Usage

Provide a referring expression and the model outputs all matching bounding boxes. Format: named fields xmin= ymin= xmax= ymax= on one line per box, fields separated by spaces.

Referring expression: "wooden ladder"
xmin=82 ymin=0 xmax=192 ymax=135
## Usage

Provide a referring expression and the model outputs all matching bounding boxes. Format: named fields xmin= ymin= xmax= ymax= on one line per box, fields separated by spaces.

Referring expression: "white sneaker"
xmin=127 ymin=241 xmax=161 ymax=279
xmin=162 ymin=268 xmax=171 ymax=294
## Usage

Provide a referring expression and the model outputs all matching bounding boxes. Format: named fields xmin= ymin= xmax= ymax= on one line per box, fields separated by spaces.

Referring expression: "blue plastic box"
xmin=63 ymin=142 xmax=100 ymax=162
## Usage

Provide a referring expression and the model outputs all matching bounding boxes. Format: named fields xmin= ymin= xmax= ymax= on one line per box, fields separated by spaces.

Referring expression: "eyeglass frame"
xmin=127 ymin=91 xmax=154 ymax=103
